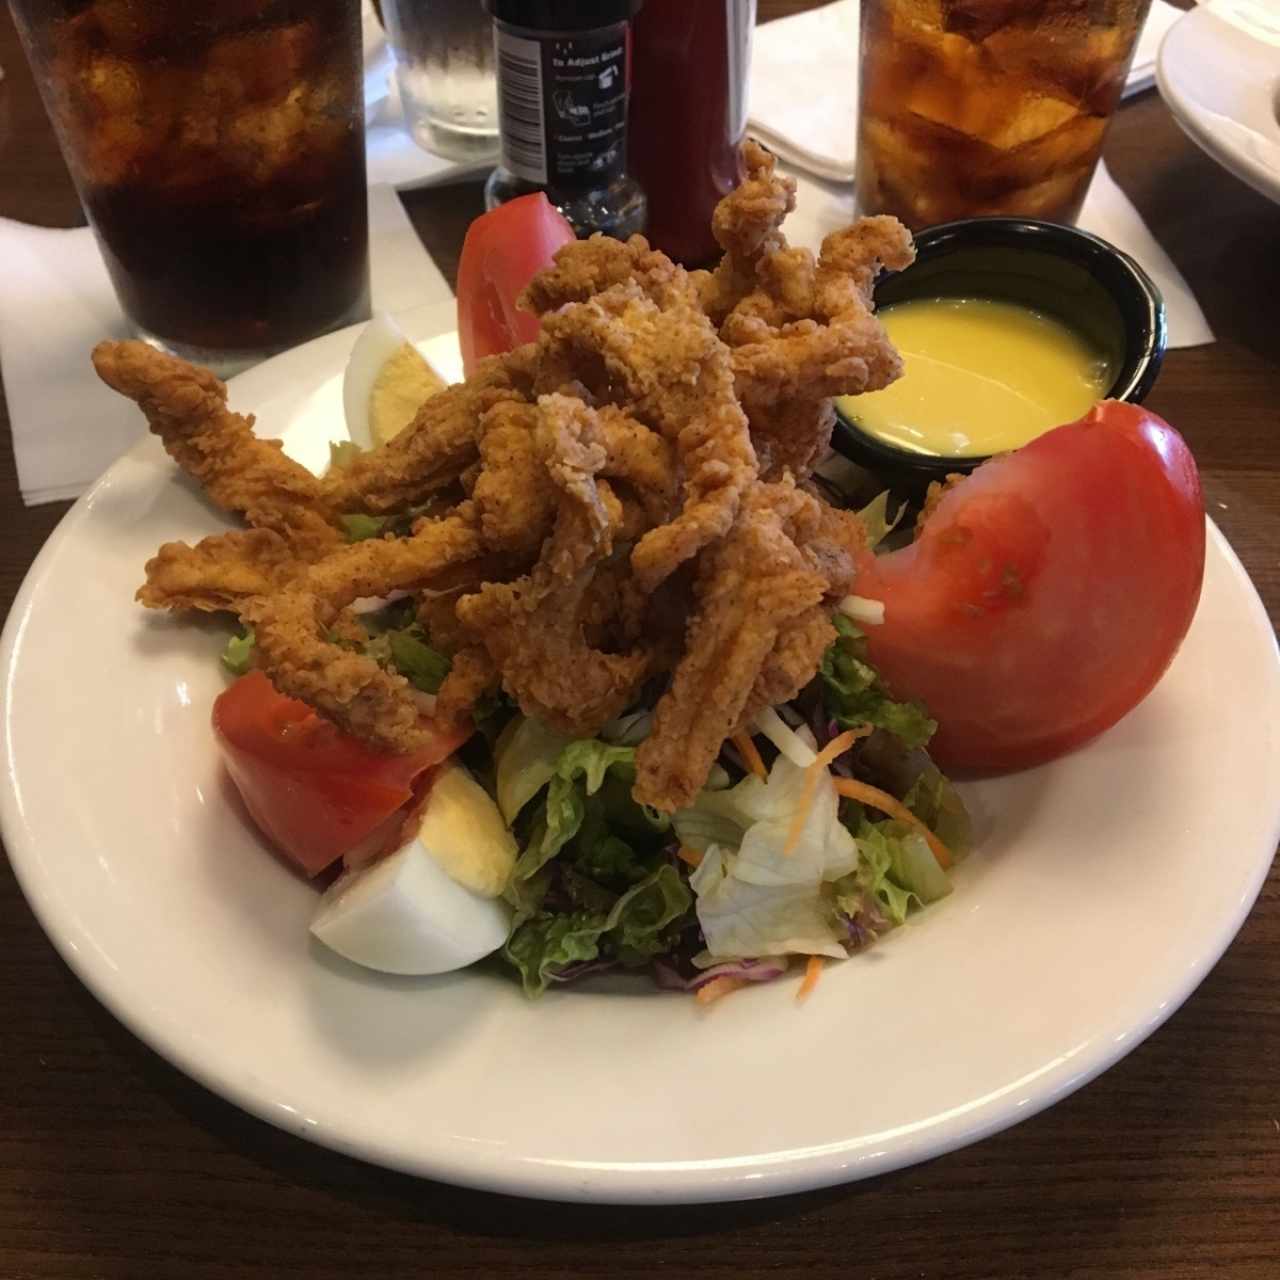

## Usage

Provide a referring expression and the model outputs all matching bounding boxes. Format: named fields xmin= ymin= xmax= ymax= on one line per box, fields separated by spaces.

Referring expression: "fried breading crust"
xmin=109 ymin=143 xmax=910 ymax=809
xmin=93 ymin=340 xmax=343 ymax=557
xmin=246 ymin=511 xmax=485 ymax=750
xmin=634 ymin=481 xmax=830 ymax=811
xmin=137 ymin=528 xmax=302 ymax=612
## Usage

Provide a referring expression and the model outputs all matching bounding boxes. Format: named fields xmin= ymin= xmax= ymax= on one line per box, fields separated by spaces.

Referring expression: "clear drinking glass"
xmin=9 ymin=0 xmax=371 ymax=378
xmin=856 ymin=0 xmax=1154 ymax=230
xmin=380 ymin=0 xmax=499 ymax=162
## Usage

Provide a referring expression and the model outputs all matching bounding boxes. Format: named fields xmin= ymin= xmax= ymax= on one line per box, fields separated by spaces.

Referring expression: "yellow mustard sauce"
xmin=838 ymin=297 xmax=1113 ymax=458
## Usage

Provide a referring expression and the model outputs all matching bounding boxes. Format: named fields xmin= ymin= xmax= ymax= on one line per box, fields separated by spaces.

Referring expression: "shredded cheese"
xmin=832 ymin=777 xmax=954 ymax=869
xmin=838 ymin=594 xmax=886 ymax=626
xmin=695 ymin=976 xmax=747 ymax=1005
xmin=753 ymin=706 xmax=817 ymax=767
xmin=796 ymin=954 xmax=824 ymax=1002
xmin=731 ymin=731 xmax=768 ymax=781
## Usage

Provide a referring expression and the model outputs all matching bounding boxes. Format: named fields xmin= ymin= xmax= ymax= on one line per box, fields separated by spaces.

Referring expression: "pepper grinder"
xmin=484 ymin=0 xmax=648 ymax=240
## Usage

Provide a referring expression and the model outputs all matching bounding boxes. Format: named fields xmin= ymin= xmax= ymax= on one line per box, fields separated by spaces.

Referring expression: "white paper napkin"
xmin=749 ymin=0 xmax=1184 ymax=182
xmin=1 ymin=184 xmax=452 ymax=505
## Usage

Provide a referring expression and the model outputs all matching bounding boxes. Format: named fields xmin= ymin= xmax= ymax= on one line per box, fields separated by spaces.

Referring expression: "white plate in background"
xmin=1158 ymin=1 xmax=1280 ymax=206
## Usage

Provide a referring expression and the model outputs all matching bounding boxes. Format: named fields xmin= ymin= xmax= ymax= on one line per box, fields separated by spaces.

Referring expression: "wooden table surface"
xmin=2 ymin=4 xmax=1277 ymax=1277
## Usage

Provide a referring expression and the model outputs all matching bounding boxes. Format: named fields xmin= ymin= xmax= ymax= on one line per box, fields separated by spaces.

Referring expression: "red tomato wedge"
xmin=856 ymin=401 xmax=1205 ymax=772
xmin=457 ymin=192 xmax=576 ymax=377
xmin=212 ymin=671 xmax=468 ymax=876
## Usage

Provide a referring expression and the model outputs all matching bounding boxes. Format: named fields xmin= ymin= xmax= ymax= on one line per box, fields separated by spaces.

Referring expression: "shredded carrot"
xmin=782 ymin=726 xmax=873 ymax=857
xmin=732 ymin=731 xmax=768 ymax=781
xmin=695 ymin=976 xmax=746 ymax=1005
xmin=796 ymin=954 xmax=824 ymax=1002
xmin=676 ymin=845 xmax=704 ymax=868
xmin=832 ymin=776 xmax=953 ymax=869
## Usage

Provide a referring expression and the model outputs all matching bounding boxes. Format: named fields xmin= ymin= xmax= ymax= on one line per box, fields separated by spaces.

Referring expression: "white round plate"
xmin=3 ymin=311 xmax=1278 ymax=1204
xmin=1157 ymin=1 xmax=1280 ymax=205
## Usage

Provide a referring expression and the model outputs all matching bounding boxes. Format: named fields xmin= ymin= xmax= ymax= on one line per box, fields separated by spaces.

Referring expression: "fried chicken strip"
xmin=435 ymin=645 xmax=498 ymax=725
xmin=520 ymin=233 xmax=706 ymax=315
xmin=246 ymin=510 xmax=485 ymax=750
xmin=737 ymin=604 xmax=836 ymax=729
xmin=536 ymin=285 xmax=757 ymax=594
xmin=93 ymin=340 xmax=342 ymax=557
xmin=456 ymin=395 xmax=652 ymax=733
xmin=726 ymin=217 xmax=916 ymax=415
xmin=137 ymin=528 xmax=303 ymax=613
xmin=699 ymin=139 xmax=799 ymax=324
xmin=695 ymin=144 xmax=914 ymax=482
xmin=320 ymin=349 xmax=535 ymax=514
xmin=634 ymin=481 xmax=829 ymax=811
xmin=471 ymin=400 xmax=557 ymax=557
xmin=456 ymin=571 xmax=651 ymax=736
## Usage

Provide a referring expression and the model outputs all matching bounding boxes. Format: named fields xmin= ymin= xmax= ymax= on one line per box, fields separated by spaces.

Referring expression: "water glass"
xmin=380 ymin=0 xmax=499 ymax=162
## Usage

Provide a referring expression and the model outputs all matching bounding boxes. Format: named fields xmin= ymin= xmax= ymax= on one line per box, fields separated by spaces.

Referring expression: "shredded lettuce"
xmin=680 ymin=755 xmax=861 ymax=961
xmin=329 ymin=440 xmax=365 ymax=471
xmin=339 ymin=513 xmax=389 ymax=542
xmin=220 ymin=627 xmax=256 ymax=676
xmin=338 ymin=503 xmax=438 ymax=543
xmin=386 ymin=629 xmax=450 ymax=694
xmin=833 ymin=815 xmax=953 ymax=928
xmin=495 ymin=716 xmax=574 ymax=823
xmin=510 ymin=737 xmax=657 ymax=883
xmin=820 ymin=614 xmax=937 ymax=748
xmin=884 ymin=824 xmax=952 ymax=904
xmin=690 ymin=844 xmax=848 ymax=961
xmin=556 ymin=739 xmax=638 ymax=795
xmin=681 ymin=741 xmax=963 ymax=960
xmin=498 ymin=731 xmax=685 ymax=993
xmin=600 ymin=708 xmax=652 ymax=746
xmin=347 ymin=600 xmax=453 ymax=693
xmin=503 ymin=911 xmax=605 ymax=996
xmin=855 ymin=490 xmax=907 ymax=550
xmin=903 ymin=765 xmax=973 ymax=859
xmin=673 ymin=752 xmax=858 ymax=879
xmin=504 ymin=865 xmax=691 ymax=996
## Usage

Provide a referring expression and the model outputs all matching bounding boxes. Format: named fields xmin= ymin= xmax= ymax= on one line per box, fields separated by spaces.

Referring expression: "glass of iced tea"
xmin=10 ymin=0 xmax=371 ymax=376
xmin=856 ymin=0 xmax=1153 ymax=230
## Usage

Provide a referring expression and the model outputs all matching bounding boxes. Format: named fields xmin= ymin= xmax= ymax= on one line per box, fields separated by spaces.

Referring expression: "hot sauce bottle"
xmin=628 ymin=0 xmax=756 ymax=265
xmin=483 ymin=0 xmax=647 ymax=239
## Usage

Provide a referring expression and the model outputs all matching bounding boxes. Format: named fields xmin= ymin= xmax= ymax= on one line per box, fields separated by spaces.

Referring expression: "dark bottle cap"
xmin=484 ymin=0 xmax=643 ymax=32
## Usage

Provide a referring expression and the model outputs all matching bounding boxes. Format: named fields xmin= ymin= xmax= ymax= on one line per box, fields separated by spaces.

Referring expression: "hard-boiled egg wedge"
xmin=341 ymin=311 xmax=447 ymax=451
xmin=310 ymin=762 xmax=518 ymax=976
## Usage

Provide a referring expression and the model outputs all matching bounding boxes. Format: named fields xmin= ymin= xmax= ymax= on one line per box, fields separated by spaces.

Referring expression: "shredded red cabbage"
xmin=651 ymin=956 xmax=789 ymax=992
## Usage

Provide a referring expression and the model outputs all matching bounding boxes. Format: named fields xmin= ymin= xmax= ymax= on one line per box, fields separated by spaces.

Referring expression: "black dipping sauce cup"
xmin=833 ymin=218 xmax=1168 ymax=494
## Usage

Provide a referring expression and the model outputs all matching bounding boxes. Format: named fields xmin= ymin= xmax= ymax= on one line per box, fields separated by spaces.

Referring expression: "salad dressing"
xmin=839 ymin=297 xmax=1112 ymax=458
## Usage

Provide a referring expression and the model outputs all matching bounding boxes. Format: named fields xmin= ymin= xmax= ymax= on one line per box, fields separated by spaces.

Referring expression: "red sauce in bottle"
xmin=628 ymin=0 xmax=754 ymax=266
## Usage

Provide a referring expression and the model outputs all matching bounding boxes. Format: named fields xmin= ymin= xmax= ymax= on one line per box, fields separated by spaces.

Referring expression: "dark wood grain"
xmin=2 ymin=3 xmax=1278 ymax=1278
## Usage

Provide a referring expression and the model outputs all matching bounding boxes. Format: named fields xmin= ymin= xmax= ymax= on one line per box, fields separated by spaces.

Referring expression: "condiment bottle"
xmin=629 ymin=0 xmax=755 ymax=265
xmin=483 ymin=0 xmax=647 ymax=239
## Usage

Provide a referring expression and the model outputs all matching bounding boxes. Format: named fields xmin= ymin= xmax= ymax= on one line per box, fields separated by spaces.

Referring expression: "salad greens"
xmin=213 ymin=552 xmax=970 ymax=999
xmin=217 ymin=600 xmax=453 ymax=698
xmin=220 ymin=627 xmax=256 ymax=676
xmin=488 ymin=604 xmax=971 ymax=995
xmin=504 ymin=865 xmax=691 ymax=996
xmin=498 ymin=733 xmax=689 ymax=994
xmin=338 ymin=503 xmax=440 ymax=543
xmin=821 ymin=613 xmax=936 ymax=748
